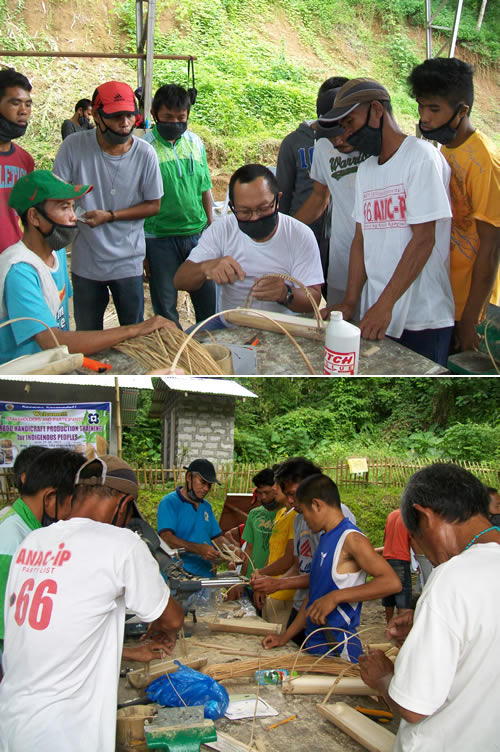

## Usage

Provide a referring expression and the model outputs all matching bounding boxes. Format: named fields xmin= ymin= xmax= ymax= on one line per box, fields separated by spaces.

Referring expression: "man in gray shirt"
xmin=53 ymin=81 xmax=163 ymax=330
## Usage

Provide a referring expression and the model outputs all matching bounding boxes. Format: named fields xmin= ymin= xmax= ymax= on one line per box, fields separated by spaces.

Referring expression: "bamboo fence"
xmin=1 ymin=457 xmax=497 ymax=505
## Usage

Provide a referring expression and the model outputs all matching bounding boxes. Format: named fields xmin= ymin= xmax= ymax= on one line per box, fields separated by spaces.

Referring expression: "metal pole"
xmin=449 ymin=0 xmax=464 ymax=57
xmin=136 ymin=0 xmax=145 ymax=92
xmin=144 ymin=0 xmax=156 ymax=127
xmin=0 ymin=50 xmax=196 ymax=60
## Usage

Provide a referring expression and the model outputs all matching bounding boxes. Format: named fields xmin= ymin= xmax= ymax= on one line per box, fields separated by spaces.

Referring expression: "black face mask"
xmin=490 ymin=514 xmax=500 ymax=527
xmin=186 ymin=474 xmax=206 ymax=504
xmin=36 ymin=207 xmax=80 ymax=250
xmin=347 ymin=105 xmax=383 ymax=156
xmin=78 ymin=115 xmax=90 ymax=127
xmin=236 ymin=205 xmax=279 ymax=241
xmin=261 ymin=499 xmax=280 ymax=511
xmin=419 ymin=105 xmax=463 ymax=146
xmin=111 ymin=494 xmax=132 ymax=528
xmin=156 ymin=121 xmax=187 ymax=142
xmin=0 ymin=112 xmax=27 ymax=142
xmin=99 ymin=117 xmax=134 ymax=145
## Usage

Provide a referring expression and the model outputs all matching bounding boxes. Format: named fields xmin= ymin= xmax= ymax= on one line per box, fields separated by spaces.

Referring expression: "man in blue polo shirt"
xmin=157 ymin=459 xmax=231 ymax=578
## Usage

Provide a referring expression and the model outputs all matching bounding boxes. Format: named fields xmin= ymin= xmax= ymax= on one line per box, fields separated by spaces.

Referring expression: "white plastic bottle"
xmin=323 ymin=311 xmax=361 ymax=376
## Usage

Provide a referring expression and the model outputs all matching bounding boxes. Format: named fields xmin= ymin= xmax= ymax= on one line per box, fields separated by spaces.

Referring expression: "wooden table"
xmin=75 ymin=328 xmax=447 ymax=376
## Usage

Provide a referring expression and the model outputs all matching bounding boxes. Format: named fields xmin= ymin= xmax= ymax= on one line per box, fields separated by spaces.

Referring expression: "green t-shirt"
xmin=242 ymin=505 xmax=278 ymax=575
xmin=0 ymin=498 xmax=41 ymax=642
xmin=143 ymin=127 xmax=212 ymax=237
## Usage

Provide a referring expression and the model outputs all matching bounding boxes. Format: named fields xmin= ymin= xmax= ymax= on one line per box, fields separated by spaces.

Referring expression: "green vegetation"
xmin=4 ymin=0 xmax=498 ymax=171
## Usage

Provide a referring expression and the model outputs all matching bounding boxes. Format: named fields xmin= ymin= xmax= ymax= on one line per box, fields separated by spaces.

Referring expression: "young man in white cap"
xmin=157 ymin=459 xmax=236 ymax=578
xmin=326 ymin=78 xmax=455 ymax=367
xmin=53 ymin=81 xmax=163 ymax=330
xmin=0 ymin=170 xmax=174 ymax=365
xmin=0 ymin=455 xmax=184 ymax=752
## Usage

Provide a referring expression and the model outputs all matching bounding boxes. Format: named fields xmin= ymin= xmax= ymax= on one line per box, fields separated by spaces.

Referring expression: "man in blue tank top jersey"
xmin=262 ymin=474 xmax=400 ymax=661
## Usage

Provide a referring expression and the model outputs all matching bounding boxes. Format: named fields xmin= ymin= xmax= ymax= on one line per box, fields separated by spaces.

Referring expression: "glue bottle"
xmin=323 ymin=311 xmax=360 ymax=376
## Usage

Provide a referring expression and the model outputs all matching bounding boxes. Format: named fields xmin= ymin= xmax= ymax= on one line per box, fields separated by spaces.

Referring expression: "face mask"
xmin=78 ymin=115 xmax=89 ymax=127
xmin=41 ymin=497 xmax=57 ymax=527
xmin=186 ymin=474 xmax=206 ymax=504
xmin=419 ymin=105 xmax=463 ymax=146
xmin=490 ymin=514 xmax=500 ymax=527
xmin=347 ymin=105 xmax=383 ymax=156
xmin=0 ymin=112 xmax=27 ymax=142
xmin=111 ymin=495 xmax=131 ymax=527
xmin=262 ymin=499 xmax=279 ymax=511
xmin=237 ymin=206 xmax=278 ymax=240
xmin=36 ymin=208 xmax=79 ymax=250
xmin=156 ymin=121 xmax=187 ymax=141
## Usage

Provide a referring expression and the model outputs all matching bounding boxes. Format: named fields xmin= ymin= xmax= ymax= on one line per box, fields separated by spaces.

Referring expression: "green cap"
xmin=8 ymin=170 xmax=93 ymax=214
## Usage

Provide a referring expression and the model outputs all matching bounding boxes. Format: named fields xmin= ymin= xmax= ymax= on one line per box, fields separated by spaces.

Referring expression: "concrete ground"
xmin=119 ymin=600 xmax=400 ymax=752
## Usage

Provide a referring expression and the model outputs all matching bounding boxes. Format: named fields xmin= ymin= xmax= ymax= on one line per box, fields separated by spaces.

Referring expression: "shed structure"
xmin=149 ymin=377 xmax=257 ymax=467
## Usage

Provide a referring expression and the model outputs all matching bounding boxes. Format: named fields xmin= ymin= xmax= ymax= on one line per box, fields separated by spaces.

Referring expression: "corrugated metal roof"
xmin=158 ymin=377 xmax=257 ymax=397
xmin=0 ymin=376 xmax=153 ymax=389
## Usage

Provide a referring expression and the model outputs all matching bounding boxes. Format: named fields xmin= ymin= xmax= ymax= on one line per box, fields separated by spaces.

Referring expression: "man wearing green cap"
xmin=0 ymin=169 xmax=174 ymax=365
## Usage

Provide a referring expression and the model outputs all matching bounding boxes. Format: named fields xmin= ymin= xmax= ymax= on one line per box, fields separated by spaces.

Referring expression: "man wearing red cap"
xmin=0 ymin=169 xmax=173 ymax=365
xmin=53 ymin=81 xmax=163 ymax=330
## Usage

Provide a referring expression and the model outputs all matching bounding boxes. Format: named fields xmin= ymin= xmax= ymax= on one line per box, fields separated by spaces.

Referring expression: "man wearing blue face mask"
xmin=174 ymin=164 xmax=324 ymax=317
xmin=143 ymin=84 xmax=215 ymax=328
xmin=326 ymin=78 xmax=455 ymax=367
xmin=53 ymin=80 xmax=163 ymax=331
xmin=0 ymin=170 xmax=174 ymax=364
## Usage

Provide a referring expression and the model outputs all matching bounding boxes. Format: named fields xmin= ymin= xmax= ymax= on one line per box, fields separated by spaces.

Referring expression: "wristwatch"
xmin=283 ymin=282 xmax=294 ymax=308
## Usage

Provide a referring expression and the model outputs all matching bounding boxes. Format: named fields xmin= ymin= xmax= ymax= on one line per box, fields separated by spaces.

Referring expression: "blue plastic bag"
xmin=145 ymin=661 xmax=229 ymax=720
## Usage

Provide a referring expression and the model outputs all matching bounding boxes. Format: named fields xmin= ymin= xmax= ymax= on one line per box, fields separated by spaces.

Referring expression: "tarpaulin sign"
xmin=0 ymin=402 xmax=111 ymax=467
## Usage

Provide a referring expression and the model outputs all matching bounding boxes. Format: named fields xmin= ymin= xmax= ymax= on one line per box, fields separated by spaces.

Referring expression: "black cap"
xmin=183 ymin=459 xmax=221 ymax=485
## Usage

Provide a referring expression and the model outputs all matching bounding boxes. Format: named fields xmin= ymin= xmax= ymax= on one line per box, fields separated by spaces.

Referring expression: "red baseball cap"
xmin=92 ymin=81 xmax=138 ymax=116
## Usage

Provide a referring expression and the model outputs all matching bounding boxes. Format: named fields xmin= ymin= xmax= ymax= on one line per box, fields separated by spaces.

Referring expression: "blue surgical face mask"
xmin=347 ymin=104 xmax=383 ymax=157
xmin=419 ymin=105 xmax=463 ymax=146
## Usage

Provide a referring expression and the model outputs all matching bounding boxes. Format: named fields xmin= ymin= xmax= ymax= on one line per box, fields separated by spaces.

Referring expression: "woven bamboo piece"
xmin=114 ymin=327 xmax=225 ymax=375
xmin=204 ymin=652 xmax=359 ymax=681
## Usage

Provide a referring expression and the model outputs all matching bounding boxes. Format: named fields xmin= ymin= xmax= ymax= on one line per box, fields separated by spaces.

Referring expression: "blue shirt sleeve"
xmin=4 ymin=263 xmax=58 ymax=345
xmin=157 ymin=493 xmax=178 ymax=534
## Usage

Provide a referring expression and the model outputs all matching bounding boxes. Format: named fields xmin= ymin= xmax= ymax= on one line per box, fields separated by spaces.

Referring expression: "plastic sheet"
xmin=146 ymin=661 xmax=229 ymax=720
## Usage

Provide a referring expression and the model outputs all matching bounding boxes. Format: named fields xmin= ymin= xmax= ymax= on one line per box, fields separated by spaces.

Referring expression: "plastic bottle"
xmin=323 ymin=311 xmax=361 ymax=376
xmin=254 ymin=669 xmax=291 ymax=685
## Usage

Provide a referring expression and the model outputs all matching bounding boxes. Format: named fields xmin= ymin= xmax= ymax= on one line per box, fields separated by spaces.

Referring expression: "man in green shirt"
xmin=0 ymin=449 xmax=85 ymax=655
xmin=143 ymin=84 xmax=215 ymax=327
xmin=242 ymin=468 xmax=283 ymax=576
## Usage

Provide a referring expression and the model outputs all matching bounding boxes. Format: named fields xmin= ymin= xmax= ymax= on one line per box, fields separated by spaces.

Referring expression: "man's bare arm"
xmin=83 ymin=198 xmax=161 ymax=227
xmin=251 ymin=538 xmax=295 ymax=578
xmin=202 ymin=190 xmax=213 ymax=226
xmin=251 ymin=279 xmax=322 ymax=313
xmin=159 ymin=529 xmax=219 ymax=561
xmin=456 ymin=220 xmax=499 ymax=351
xmin=359 ymin=220 xmax=436 ymax=340
xmin=294 ymin=181 xmax=330 ymax=225
xmin=34 ymin=316 xmax=175 ymax=356
xmin=174 ymin=258 xmax=245 ymax=292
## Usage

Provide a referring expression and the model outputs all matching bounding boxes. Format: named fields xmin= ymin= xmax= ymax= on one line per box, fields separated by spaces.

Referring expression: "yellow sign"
xmin=348 ymin=457 xmax=368 ymax=475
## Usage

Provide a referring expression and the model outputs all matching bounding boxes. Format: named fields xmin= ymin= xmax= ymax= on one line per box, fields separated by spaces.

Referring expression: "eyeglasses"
xmin=230 ymin=197 xmax=277 ymax=221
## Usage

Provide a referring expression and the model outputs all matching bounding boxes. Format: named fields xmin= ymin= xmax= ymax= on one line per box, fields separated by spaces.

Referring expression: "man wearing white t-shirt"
xmin=326 ymin=78 xmax=455 ymax=367
xmin=0 ymin=455 xmax=184 ymax=752
xmin=174 ymin=164 xmax=324 ymax=317
xmin=294 ymin=79 xmax=370 ymax=308
xmin=359 ymin=463 xmax=500 ymax=752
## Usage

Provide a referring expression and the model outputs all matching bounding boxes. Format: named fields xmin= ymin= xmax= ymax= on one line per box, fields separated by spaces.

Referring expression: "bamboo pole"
xmin=0 ymin=50 xmax=197 ymax=60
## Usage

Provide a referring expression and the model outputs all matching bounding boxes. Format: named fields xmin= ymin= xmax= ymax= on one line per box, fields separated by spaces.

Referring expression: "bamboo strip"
xmin=317 ymin=702 xmax=395 ymax=752
xmin=205 ymin=654 xmax=358 ymax=682
xmin=283 ymin=675 xmax=377 ymax=696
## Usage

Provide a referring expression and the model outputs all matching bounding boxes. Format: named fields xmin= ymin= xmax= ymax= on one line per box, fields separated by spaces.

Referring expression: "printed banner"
xmin=0 ymin=402 xmax=111 ymax=467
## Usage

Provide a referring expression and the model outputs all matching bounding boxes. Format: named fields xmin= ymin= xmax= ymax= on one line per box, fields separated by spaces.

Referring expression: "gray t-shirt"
xmin=53 ymin=130 xmax=163 ymax=280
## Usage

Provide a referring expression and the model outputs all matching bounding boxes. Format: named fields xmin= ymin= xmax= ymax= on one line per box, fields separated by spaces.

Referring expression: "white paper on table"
xmin=224 ymin=697 xmax=279 ymax=720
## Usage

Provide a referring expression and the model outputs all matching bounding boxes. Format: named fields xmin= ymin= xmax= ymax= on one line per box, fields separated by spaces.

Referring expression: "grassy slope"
xmin=1 ymin=0 xmax=499 ymax=177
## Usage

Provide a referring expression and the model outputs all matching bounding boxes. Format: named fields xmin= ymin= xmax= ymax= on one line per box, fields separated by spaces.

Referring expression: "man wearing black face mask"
xmin=143 ymin=84 xmax=215 ymax=328
xmin=0 ymin=169 xmax=175 ymax=365
xmin=326 ymin=78 xmax=455 ymax=368
xmin=174 ymin=164 xmax=323 ymax=317
xmin=53 ymin=80 xmax=163 ymax=331
xmin=0 ymin=68 xmax=34 ymax=254
xmin=157 ymin=459 xmax=236 ymax=578
xmin=61 ymin=98 xmax=93 ymax=140
xmin=408 ymin=58 xmax=499 ymax=354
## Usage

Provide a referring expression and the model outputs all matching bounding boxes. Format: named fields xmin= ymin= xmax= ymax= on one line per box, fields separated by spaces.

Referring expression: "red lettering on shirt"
xmin=363 ymin=184 xmax=408 ymax=230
